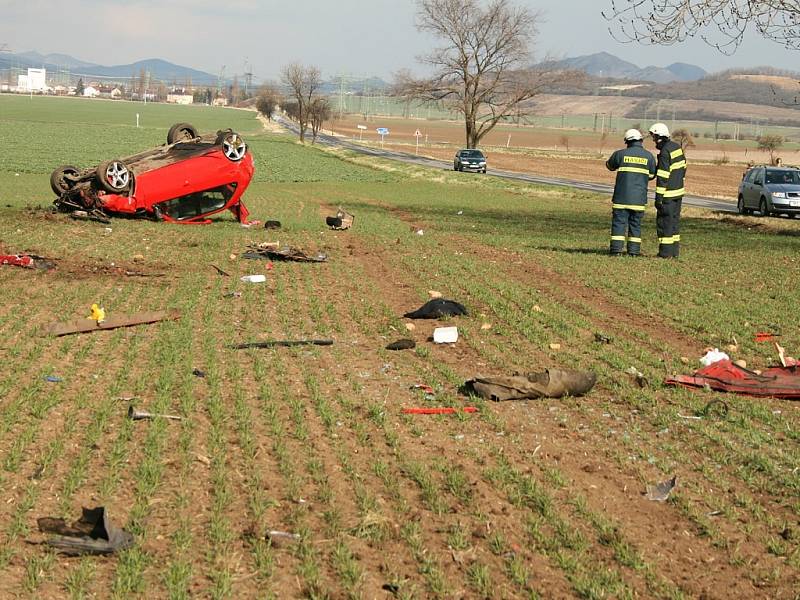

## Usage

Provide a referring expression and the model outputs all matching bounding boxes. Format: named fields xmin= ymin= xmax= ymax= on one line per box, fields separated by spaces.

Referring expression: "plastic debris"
xmin=755 ymin=332 xmax=780 ymax=343
xmin=89 ymin=304 xmax=106 ymax=324
xmin=127 ymin=406 xmax=182 ymax=421
xmin=404 ymin=299 xmax=468 ymax=319
xmin=403 ymin=407 xmax=478 ymax=415
xmin=326 ymin=208 xmax=354 ymax=230
xmin=699 ymin=348 xmax=730 ymax=366
xmin=44 ymin=375 xmax=63 ymax=383
xmin=386 ymin=339 xmax=416 ymax=350
xmin=645 ymin=476 xmax=677 ymax=502
xmin=433 ymin=327 xmax=459 ymax=344
xmin=410 ymin=384 xmax=435 ymax=395
xmin=37 ymin=507 xmax=134 ymax=556
xmin=240 ymin=274 xmax=266 ymax=283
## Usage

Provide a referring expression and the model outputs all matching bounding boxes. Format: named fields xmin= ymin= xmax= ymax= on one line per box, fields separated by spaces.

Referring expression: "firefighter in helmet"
xmin=605 ymin=129 xmax=657 ymax=256
xmin=649 ymin=123 xmax=686 ymax=258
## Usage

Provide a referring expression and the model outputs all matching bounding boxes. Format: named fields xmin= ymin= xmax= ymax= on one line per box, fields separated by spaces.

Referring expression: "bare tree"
xmin=256 ymin=84 xmax=282 ymax=121
xmin=672 ymin=128 xmax=695 ymax=150
xmin=604 ymin=1 xmax=800 ymax=54
xmin=282 ymin=63 xmax=323 ymax=143
xmin=398 ymin=0 xmax=566 ymax=149
xmin=309 ymin=97 xmax=332 ymax=143
xmin=757 ymin=134 xmax=784 ymax=164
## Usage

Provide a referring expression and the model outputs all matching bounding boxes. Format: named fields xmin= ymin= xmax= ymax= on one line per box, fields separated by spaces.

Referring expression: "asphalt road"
xmin=275 ymin=117 xmax=737 ymax=213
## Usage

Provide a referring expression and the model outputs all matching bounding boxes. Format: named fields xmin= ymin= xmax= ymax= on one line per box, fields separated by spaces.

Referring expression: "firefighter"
xmin=649 ymin=123 xmax=687 ymax=258
xmin=605 ymin=129 xmax=657 ymax=256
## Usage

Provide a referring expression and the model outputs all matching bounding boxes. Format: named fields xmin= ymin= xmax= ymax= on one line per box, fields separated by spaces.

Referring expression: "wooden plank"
xmin=43 ymin=310 xmax=181 ymax=337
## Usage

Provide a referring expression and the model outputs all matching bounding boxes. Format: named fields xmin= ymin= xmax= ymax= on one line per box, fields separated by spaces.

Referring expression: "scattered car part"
xmin=192 ymin=369 xmax=206 ymax=378
xmin=44 ymin=375 xmax=63 ymax=383
xmin=89 ymin=304 xmax=106 ymax=324
xmin=37 ymin=507 xmax=134 ymax=556
xmin=410 ymin=384 xmax=435 ymax=395
xmin=51 ymin=123 xmax=255 ymax=224
xmin=665 ymin=359 xmax=800 ymax=399
xmin=404 ymin=299 xmax=468 ymax=319
xmin=240 ymin=274 xmax=266 ymax=283
xmin=699 ymin=348 xmax=730 ymax=366
xmin=326 ymin=208 xmax=354 ymax=230
xmin=594 ymin=333 xmax=612 ymax=344
xmin=242 ymin=244 xmax=327 ymax=263
xmin=433 ymin=326 xmax=459 ymax=344
xmin=386 ymin=339 xmax=416 ymax=350
xmin=645 ymin=476 xmax=677 ymax=502
xmin=1 ymin=254 xmax=56 ymax=270
xmin=266 ymin=530 xmax=301 ymax=545
xmin=755 ymin=332 xmax=781 ymax=342
xmin=50 ymin=165 xmax=81 ymax=195
xmin=166 ymin=122 xmax=198 ymax=144
xmin=211 ymin=264 xmax=230 ymax=277
xmin=464 ymin=369 xmax=597 ymax=401
xmin=403 ymin=407 xmax=478 ymax=414
xmin=230 ymin=339 xmax=334 ymax=350
xmin=127 ymin=405 xmax=182 ymax=421
xmin=43 ymin=309 xmax=181 ymax=337
xmin=264 ymin=220 xmax=282 ymax=230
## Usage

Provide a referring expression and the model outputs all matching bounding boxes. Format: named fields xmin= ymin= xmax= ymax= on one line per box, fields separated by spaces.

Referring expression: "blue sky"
xmin=2 ymin=0 xmax=798 ymax=81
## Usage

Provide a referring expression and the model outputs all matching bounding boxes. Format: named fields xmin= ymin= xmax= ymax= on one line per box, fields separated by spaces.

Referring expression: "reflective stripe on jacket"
xmin=606 ymin=142 xmax=657 ymax=208
xmin=655 ymin=139 xmax=687 ymax=201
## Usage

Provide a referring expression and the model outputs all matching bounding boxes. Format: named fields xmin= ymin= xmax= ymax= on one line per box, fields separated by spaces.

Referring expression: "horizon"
xmin=4 ymin=1 xmax=800 ymax=82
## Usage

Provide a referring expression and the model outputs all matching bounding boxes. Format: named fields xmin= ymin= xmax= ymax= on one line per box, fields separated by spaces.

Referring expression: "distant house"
xmin=97 ymin=85 xmax=122 ymax=98
xmin=83 ymin=86 xmax=100 ymax=98
xmin=167 ymin=94 xmax=194 ymax=105
xmin=212 ymin=97 xmax=228 ymax=107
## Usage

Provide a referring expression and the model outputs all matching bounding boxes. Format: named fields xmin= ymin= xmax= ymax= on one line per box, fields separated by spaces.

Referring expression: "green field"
xmin=0 ymin=96 xmax=798 ymax=598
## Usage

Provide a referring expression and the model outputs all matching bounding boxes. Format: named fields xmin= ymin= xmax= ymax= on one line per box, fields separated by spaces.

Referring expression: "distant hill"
xmin=0 ymin=51 xmax=219 ymax=85
xmin=545 ymin=52 xmax=707 ymax=84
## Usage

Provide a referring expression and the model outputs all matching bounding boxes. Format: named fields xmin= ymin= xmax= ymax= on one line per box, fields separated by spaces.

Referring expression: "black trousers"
xmin=656 ymin=198 xmax=682 ymax=258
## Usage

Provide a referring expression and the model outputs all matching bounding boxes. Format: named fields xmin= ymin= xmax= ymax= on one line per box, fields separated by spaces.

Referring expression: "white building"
xmin=17 ymin=68 xmax=47 ymax=92
xmin=83 ymin=86 xmax=100 ymax=98
xmin=167 ymin=93 xmax=194 ymax=105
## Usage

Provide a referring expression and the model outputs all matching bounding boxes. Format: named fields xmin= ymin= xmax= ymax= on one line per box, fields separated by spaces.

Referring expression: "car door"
xmin=748 ymin=168 xmax=765 ymax=208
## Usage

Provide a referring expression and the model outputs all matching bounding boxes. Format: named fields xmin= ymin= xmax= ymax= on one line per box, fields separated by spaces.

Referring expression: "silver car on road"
xmin=738 ymin=166 xmax=800 ymax=217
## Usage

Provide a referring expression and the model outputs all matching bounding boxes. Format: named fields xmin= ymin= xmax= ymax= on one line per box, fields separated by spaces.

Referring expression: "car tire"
xmin=96 ymin=160 xmax=131 ymax=193
xmin=482 ymin=168 xmax=487 ymax=174
xmin=50 ymin=165 xmax=80 ymax=195
xmin=167 ymin=122 xmax=198 ymax=144
xmin=759 ymin=197 xmax=770 ymax=217
xmin=737 ymin=195 xmax=749 ymax=215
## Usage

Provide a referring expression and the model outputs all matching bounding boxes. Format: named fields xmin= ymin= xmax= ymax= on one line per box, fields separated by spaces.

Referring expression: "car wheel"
xmin=482 ymin=168 xmax=487 ymax=174
xmin=737 ymin=195 xmax=748 ymax=215
xmin=167 ymin=122 xmax=198 ymax=144
xmin=759 ymin=197 xmax=770 ymax=217
xmin=50 ymin=165 xmax=80 ymax=195
xmin=221 ymin=131 xmax=247 ymax=161
xmin=96 ymin=160 xmax=131 ymax=193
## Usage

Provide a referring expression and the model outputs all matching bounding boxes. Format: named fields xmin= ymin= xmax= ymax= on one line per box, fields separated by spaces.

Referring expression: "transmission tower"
xmin=217 ymin=65 xmax=226 ymax=98
xmin=244 ymin=60 xmax=253 ymax=96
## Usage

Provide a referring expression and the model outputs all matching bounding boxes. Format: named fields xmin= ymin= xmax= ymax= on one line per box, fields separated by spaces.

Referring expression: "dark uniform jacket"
xmin=606 ymin=141 xmax=657 ymax=209
xmin=655 ymin=139 xmax=687 ymax=202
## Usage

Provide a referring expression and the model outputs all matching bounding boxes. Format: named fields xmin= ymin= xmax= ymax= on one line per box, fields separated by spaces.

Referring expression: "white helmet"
xmin=624 ymin=129 xmax=643 ymax=142
xmin=649 ymin=122 xmax=670 ymax=138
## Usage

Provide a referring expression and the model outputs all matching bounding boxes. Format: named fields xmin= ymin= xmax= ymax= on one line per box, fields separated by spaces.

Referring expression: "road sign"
xmin=357 ymin=124 xmax=367 ymax=130
xmin=376 ymin=127 xmax=389 ymax=135
xmin=414 ymin=129 xmax=421 ymax=137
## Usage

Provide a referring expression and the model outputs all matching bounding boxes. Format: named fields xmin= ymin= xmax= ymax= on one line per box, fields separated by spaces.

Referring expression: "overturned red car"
xmin=51 ymin=122 xmax=255 ymax=224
